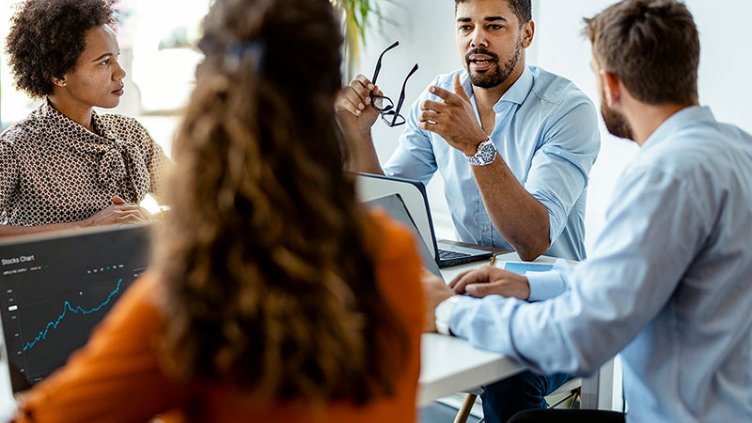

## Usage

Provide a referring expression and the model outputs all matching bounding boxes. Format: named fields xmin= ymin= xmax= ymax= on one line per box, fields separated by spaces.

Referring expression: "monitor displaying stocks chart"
xmin=0 ymin=225 xmax=151 ymax=393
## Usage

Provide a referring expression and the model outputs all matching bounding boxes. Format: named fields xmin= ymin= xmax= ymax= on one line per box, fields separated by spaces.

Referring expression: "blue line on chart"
xmin=22 ymin=279 xmax=123 ymax=351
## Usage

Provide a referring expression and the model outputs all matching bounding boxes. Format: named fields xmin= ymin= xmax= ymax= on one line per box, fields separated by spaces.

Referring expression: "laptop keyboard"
xmin=438 ymin=249 xmax=471 ymax=261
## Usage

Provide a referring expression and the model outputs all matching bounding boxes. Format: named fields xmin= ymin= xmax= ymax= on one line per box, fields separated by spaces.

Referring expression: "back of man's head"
xmin=455 ymin=0 xmax=532 ymax=24
xmin=585 ymin=0 xmax=699 ymax=105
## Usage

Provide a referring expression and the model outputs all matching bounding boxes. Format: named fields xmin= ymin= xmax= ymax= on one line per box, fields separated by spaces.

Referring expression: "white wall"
xmin=359 ymin=0 xmax=752 ymax=249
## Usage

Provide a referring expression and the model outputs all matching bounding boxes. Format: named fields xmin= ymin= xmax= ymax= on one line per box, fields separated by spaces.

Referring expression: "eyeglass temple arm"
xmin=371 ymin=41 xmax=400 ymax=85
xmin=390 ymin=63 xmax=419 ymax=125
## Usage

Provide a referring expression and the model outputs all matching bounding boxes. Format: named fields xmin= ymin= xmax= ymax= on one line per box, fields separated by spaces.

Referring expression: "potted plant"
xmin=332 ymin=0 xmax=392 ymax=80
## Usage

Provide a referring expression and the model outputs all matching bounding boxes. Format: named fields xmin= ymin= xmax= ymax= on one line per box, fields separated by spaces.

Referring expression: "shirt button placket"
xmin=481 ymin=224 xmax=492 ymax=245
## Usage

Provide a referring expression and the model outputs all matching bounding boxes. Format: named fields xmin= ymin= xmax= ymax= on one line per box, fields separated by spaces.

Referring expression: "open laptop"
xmin=363 ymin=194 xmax=442 ymax=277
xmin=0 ymin=224 xmax=151 ymax=396
xmin=356 ymin=173 xmax=493 ymax=267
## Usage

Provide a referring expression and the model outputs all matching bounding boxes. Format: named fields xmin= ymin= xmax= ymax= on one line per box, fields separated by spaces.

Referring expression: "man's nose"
xmin=471 ymin=28 xmax=488 ymax=49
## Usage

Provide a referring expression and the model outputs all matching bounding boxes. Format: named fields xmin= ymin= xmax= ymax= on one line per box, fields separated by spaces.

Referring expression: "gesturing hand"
xmin=85 ymin=195 xmax=151 ymax=227
xmin=449 ymin=266 xmax=531 ymax=300
xmin=419 ymin=73 xmax=489 ymax=156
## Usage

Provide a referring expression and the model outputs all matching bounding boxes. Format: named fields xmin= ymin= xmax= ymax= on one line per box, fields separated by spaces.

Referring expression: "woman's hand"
xmin=84 ymin=195 xmax=151 ymax=227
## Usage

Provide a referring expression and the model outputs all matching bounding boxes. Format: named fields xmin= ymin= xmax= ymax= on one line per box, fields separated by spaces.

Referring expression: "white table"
xmin=418 ymin=333 xmax=523 ymax=406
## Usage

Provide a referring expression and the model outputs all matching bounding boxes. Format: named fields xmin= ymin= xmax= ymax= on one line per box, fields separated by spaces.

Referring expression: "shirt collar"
xmin=461 ymin=66 xmax=534 ymax=112
xmin=40 ymin=99 xmax=114 ymax=141
xmin=642 ymin=105 xmax=715 ymax=149
xmin=499 ymin=66 xmax=534 ymax=106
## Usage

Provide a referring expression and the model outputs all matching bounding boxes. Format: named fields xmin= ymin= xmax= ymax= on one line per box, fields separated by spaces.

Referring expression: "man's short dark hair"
xmin=585 ymin=0 xmax=699 ymax=105
xmin=5 ymin=0 xmax=116 ymax=98
xmin=455 ymin=0 xmax=532 ymax=25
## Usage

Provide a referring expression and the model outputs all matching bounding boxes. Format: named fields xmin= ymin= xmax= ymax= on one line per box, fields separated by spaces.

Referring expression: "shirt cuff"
xmin=527 ymin=270 xmax=569 ymax=301
xmin=448 ymin=295 xmax=520 ymax=354
xmin=447 ymin=295 xmax=477 ymax=337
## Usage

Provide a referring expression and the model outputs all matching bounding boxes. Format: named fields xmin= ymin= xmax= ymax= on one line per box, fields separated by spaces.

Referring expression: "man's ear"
xmin=601 ymin=71 xmax=621 ymax=107
xmin=521 ymin=20 xmax=535 ymax=48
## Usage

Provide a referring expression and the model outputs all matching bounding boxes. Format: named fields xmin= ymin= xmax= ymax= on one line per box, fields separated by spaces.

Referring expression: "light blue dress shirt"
xmin=449 ymin=106 xmax=752 ymax=422
xmin=383 ymin=66 xmax=600 ymax=260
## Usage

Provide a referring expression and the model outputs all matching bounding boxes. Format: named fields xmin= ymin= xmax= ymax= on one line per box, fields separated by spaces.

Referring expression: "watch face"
xmin=467 ymin=140 xmax=497 ymax=166
xmin=478 ymin=142 xmax=496 ymax=163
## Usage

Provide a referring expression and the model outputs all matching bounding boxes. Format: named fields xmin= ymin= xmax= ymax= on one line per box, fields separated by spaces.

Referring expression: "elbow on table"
xmin=514 ymin=237 xmax=550 ymax=262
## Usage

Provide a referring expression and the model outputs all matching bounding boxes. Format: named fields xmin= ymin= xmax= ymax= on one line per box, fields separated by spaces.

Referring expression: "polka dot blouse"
xmin=0 ymin=101 xmax=166 ymax=226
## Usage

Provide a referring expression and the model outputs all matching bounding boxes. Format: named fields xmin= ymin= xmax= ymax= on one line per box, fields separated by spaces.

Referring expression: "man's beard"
xmin=465 ymin=40 xmax=522 ymax=89
xmin=600 ymin=88 xmax=634 ymax=140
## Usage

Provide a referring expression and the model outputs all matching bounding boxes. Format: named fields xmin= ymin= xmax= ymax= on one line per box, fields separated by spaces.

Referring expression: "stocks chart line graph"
xmin=21 ymin=279 xmax=124 ymax=352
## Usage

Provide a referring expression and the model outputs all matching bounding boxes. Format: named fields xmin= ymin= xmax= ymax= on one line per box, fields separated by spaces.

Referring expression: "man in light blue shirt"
xmin=426 ymin=1 xmax=752 ymax=422
xmin=336 ymin=0 xmax=600 ymax=263
xmin=336 ymin=0 xmax=599 ymax=420
xmin=383 ymin=66 xmax=597 ymax=262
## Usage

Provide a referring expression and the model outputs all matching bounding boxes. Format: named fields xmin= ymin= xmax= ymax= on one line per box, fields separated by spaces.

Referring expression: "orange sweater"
xmin=14 ymin=212 xmax=424 ymax=423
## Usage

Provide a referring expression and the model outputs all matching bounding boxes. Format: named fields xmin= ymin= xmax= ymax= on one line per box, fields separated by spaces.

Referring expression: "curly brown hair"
xmin=5 ymin=0 xmax=115 ymax=98
xmin=155 ymin=0 xmax=409 ymax=406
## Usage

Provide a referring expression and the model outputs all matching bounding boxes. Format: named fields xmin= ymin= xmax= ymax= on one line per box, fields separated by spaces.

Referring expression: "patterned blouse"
xmin=0 ymin=101 xmax=166 ymax=226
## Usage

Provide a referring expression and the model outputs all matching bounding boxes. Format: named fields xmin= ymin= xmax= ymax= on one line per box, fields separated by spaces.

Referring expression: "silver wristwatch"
xmin=465 ymin=138 xmax=497 ymax=166
xmin=435 ymin=295 xmax=461 ymax=335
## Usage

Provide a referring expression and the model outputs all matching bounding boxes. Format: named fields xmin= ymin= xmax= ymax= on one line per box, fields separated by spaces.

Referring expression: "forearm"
xmin=0 ymin=221 xmax=86 ymax=238
xmin=472 ymin=160 xmax=550 ymax=261
xmin=346 ymin=131 xmax=384 ymax=174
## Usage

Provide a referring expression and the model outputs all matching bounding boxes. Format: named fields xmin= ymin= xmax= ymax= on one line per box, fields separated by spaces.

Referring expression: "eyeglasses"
xmin=371 ymin=41 xmax=419 ymax=127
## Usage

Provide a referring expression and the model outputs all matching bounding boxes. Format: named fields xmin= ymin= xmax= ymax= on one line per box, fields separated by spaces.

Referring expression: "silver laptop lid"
xmin=355 ymin=173 xmax=438 ymax=260
xmin=363 ymin=194 xmax=442 ymax=277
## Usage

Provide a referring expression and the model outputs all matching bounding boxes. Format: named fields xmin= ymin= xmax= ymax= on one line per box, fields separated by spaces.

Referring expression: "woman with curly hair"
xmin=12 ymin=0 xmax=424 ymax=421
xmin=0 ymin=0 xmax=166 ymax=237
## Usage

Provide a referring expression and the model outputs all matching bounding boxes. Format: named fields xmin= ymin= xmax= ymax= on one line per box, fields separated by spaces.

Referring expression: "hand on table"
xmin=449 ymin=266 xmax=531 ymax=300
xmin=84 ymin=195 xmax=151 ymax=227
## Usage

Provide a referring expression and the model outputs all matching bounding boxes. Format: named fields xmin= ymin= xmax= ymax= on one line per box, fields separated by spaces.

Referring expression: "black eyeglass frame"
xmin=370 ymin=41 xmax=419 ymax=127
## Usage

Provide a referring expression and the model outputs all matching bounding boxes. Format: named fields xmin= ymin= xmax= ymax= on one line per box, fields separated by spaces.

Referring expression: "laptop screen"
xmin=0 ymin=225 xmax=151 ymax=393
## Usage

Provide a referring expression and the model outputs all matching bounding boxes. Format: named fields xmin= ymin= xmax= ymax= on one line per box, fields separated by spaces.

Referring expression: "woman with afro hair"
xmin=0 ymin=0 xmax=167 ymax=237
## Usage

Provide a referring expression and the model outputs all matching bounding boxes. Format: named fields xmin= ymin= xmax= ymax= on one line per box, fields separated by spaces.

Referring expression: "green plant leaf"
xmin=333 ymin=0 xmax=399 ymax=80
